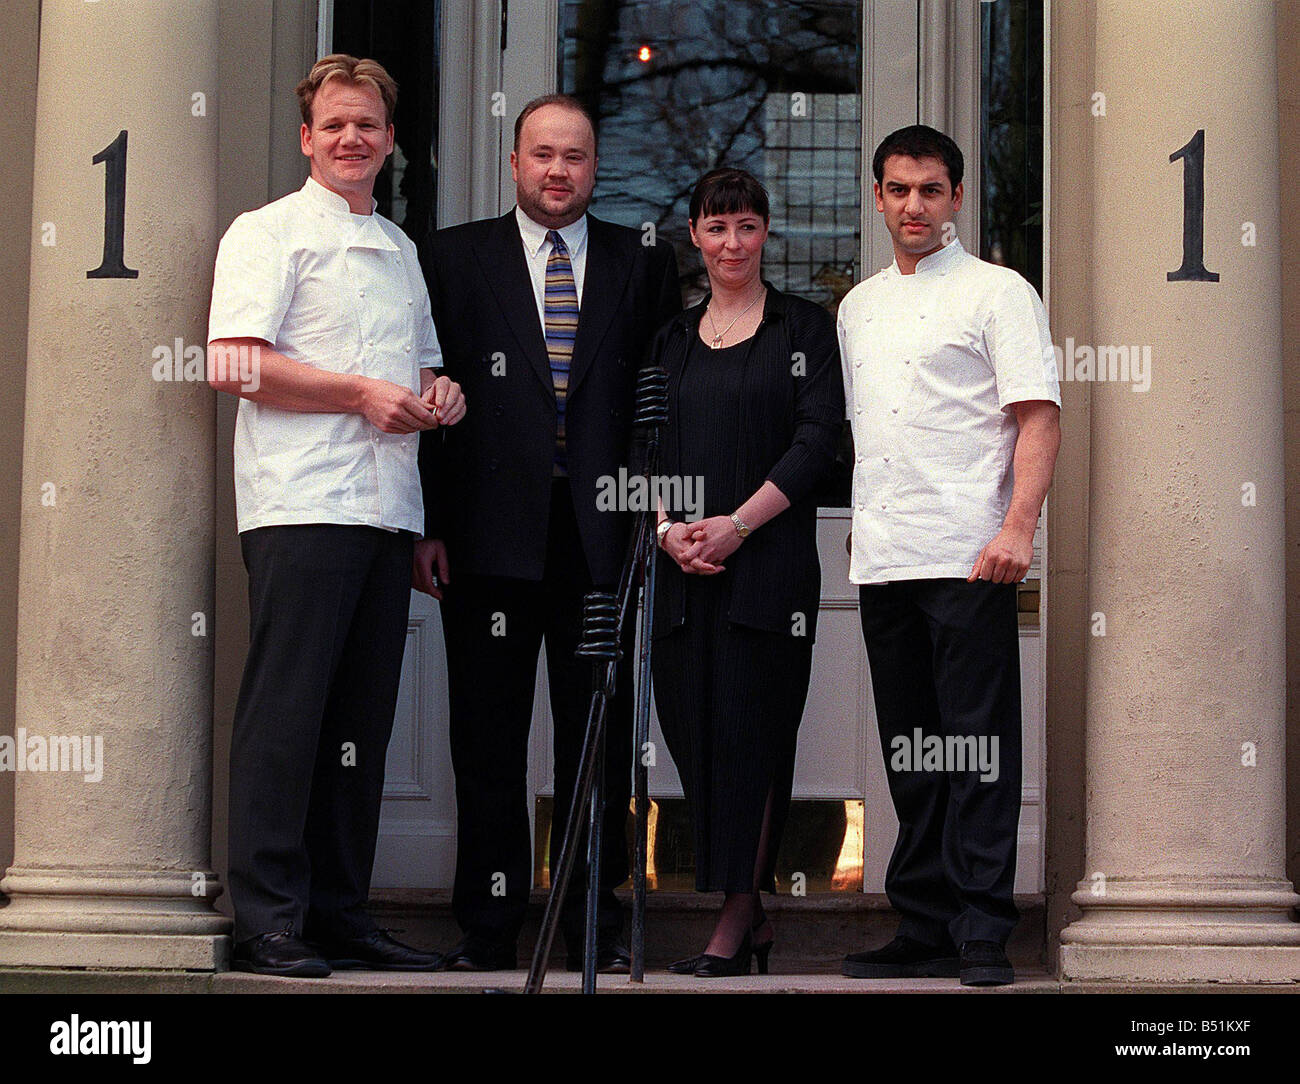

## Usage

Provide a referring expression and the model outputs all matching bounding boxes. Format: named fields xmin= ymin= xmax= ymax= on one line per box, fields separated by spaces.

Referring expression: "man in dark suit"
xmin=414 ymin=94 xmax=681 ymax=971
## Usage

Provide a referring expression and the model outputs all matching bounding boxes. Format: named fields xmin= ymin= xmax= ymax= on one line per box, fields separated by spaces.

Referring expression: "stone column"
xmin=0 ymin=0 xmax=228 ymax=968
xmin=1058 ymin=0 xmax=1300 ymax=981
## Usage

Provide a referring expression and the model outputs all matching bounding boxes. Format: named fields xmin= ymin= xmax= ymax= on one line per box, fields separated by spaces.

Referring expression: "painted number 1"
xmin=86 ymin=129 xmax=138 ymax=279
xmin=1167 ymin=128 xmax=1218 ymax=283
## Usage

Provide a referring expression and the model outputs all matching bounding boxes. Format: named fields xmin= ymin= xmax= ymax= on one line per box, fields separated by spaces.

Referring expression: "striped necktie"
xmin=544 ymin=229 xmax=579 ymax=476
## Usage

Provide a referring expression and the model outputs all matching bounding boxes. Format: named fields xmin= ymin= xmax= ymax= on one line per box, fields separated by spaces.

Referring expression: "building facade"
xmin=0 ymin=0 xmax=1297 ymax=982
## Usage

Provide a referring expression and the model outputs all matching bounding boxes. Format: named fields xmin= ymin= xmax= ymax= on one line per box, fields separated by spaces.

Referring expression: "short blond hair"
xmin=296 ymin=54 xmax=398 ymax=127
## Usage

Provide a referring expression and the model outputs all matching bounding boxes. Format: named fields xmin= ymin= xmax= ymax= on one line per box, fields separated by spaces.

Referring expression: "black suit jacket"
xmin=420 ymin=210 xmax=681 ymax=584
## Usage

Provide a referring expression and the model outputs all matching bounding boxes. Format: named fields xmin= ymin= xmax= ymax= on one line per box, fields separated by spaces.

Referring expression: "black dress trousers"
xmin=227 ymin=524 xmax=414 ymax=944
xmin=858 ymin=577 xmax=1022 ymax=948
xmin=439 ymin=480 xmax=633 ymax=949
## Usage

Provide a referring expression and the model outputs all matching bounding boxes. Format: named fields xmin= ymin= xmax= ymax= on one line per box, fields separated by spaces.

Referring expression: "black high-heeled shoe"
xmin=667 ymin=953 xmax=706 ymax=975
xmin=693 ymin=932 xmax=753 ymax=977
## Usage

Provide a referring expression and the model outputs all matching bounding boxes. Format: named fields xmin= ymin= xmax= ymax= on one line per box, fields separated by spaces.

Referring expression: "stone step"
xmin=0 ymin=967 xmax=1064 ymax=994
xmin=368 ymin=889 xmax=1046 ymax=973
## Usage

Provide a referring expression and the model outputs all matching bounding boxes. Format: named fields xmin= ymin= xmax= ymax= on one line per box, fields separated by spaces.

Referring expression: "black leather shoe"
xmin=959 ymin=940 xmax=1014 ymax=986
xmin=437 ymin=936 xmax=517 ymax=972
xmin=313 ymin=929 xmax=443 ymax=971
xmin=566 ymin=938 xmax=631 ymax=974
xmin=232 ymin=928 xmax=331 ymax=978
xmin=842 ymin=935 xmax=959 ymax=978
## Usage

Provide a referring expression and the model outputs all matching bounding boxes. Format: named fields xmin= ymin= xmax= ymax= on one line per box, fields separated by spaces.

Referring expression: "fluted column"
xmin=1058 ymin=0 xmax=1300 ymax=982
xmin=0 ymin=0 xmax=228 ymax=968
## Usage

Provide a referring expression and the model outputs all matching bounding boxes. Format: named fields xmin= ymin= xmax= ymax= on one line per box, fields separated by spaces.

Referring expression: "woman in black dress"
xmin=649 ymin=168 xmax=844 ymax=976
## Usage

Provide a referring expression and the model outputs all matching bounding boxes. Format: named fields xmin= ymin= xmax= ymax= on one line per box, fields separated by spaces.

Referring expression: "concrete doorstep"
xmin=2 ymin=892 xmax=1296 ymax=993
xmin=4 ymin=967 xmax=1299 ymax=995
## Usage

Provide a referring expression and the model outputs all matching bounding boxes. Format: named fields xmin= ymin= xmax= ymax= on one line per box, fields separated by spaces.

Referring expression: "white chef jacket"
xmin=208 ymin=177 xmax=442 ymax=535
xmin=837 ymin=237 xmax=1060 ymax=585
xmin=515 ymin=205 xmax=589 ymax=324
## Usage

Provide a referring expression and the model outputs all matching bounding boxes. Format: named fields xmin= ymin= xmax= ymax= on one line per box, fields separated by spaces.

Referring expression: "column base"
xmin=1060 ymin=944 xmax=1300 ymax=984
xmin=0 ymin=931 xmax=231 ymax=970
xmin=0 ymin=867 xmax=233 ymax=971
xmin=1059 ymin=877 xmax=1300 ymax=983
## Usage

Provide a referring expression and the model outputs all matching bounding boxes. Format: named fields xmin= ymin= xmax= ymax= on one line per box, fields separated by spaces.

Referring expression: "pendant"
xmin=711 ymin=335 xmax=723 ymax=348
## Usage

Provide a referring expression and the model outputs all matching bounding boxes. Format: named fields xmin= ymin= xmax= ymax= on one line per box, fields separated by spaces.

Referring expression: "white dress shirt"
xmin=515 ymin=205 xmax=588 ymax=326
xmin=838 ymin=237 xmax=1060 ymax=585
xmin=208 ymin=177 xmax=443 ymax=535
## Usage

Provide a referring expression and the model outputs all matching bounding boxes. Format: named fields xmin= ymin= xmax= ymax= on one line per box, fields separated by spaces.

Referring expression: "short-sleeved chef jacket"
xmin=837 ymin=237 xmax=1060 ymax=585
xmin=208 ymin=176 xmax=442 ymax=535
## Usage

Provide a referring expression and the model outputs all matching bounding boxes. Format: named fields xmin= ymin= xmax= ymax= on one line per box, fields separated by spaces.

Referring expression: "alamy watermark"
xmin=0 ymin=729 xmax=104 ymax=783
xmin=890 ymin=728 xmax=1000 ymax=783
xmin=49 ymin=1015 xmax=151 ymax=1064
xmin=1053 ymin=338 xmax=1151 ymax=392
xmin=151 ymin=339 xmax=261 ymax=393
xmin=595 ymin=467 xmax=703 ymax=519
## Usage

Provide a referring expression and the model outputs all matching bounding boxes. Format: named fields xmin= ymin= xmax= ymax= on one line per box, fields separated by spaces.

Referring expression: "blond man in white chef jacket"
xmin=207 ymin=55 xmax=464 ymax=978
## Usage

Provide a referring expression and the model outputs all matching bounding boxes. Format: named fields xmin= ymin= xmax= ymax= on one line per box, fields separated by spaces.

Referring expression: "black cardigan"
xmin=648 ymin=284 xmax=844 ymax=639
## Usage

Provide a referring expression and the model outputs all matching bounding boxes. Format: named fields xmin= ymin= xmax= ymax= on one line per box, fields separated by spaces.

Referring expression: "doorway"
xmin=329 ymin=0 xmax=1048 ymax=900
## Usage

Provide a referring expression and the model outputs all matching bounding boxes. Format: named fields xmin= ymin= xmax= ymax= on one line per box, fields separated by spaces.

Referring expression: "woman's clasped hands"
xmin=662 ymin=515 xmax=744 ymax=574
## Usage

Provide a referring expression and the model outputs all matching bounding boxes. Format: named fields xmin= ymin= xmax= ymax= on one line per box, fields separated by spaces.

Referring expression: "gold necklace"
xmin=706 ymin=286 xmax=765 ymax=348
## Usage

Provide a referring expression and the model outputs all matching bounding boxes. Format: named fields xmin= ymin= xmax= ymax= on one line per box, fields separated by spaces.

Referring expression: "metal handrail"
xmin=522 ymin=367 xmax=668 ymax=995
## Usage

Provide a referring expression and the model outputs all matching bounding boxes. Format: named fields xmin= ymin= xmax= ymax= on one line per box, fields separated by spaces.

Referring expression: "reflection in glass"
xmin=560 ymin=0 xmax=861 ymax=309
xmin=332 ymin=0 xmax=441 ymax=253
xmin=535 ymin=798 xmax=864 ymax=893
xmin=980 ymin=0 xmax=1044 ymax=292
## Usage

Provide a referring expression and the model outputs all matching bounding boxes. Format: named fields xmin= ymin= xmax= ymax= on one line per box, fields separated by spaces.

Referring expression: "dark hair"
xmin=688 ymin=168 xmax=770 ymax=224
xmin=513 ymin=93 xmax=597 ymax=152
xmin=871 ymin=124 xmax=964 ymax=190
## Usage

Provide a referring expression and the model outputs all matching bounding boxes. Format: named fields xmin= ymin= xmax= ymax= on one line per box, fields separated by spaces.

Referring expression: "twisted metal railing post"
xmin=522 ymin=367 xmax=669 ymax=994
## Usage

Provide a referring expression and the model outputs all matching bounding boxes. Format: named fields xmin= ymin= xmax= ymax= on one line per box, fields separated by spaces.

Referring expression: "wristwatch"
xmin=729 ymin=512 xmax=751 ymax=539
xmin=656 ymin=519 xmax=675 ymax=547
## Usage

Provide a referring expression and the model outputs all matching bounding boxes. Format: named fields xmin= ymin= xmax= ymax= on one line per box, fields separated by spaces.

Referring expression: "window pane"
xmin=980 ymin=0 xmax=1044 ymax=291
xmin=332 ymin=0 xmax=441 ymax=248
xmin=560 ymin=0 xmax=861 ymax=506
xmin=560 ymin=0 xmax=861 ymax=310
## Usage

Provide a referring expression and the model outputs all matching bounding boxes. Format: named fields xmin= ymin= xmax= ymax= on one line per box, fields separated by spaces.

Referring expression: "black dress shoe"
xmin=959 ymin=940 xmax=1014 ymax=986
xmin=437 ymin=937 xmax=517 ymax=972
xmin=566 ymin=939 xmax=631 ymax=974
xmin=312 ymin=929 xmax=443 ymax=971
xmin=232 ymin=928 xmax=331 ymax=978
xmin=841 ymin=935 xmax=959 ymax=978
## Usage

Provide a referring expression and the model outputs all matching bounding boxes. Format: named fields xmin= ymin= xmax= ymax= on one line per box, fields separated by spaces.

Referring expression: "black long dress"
xmin=650 ymin=332 xmax=816 ymax=894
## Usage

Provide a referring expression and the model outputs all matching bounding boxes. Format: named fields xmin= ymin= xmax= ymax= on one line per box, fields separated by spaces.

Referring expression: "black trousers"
xmin=440 ymin=481 xmax=632 ymax=948
xmin=227 ymin=524 xmax=414 ymax=944
xmin=858 ymin=578 xmax=1022 ymax=948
